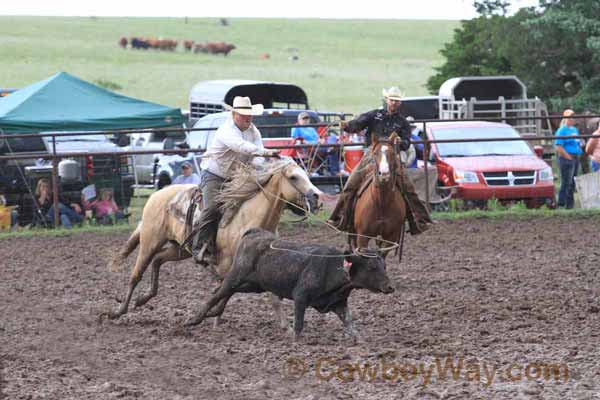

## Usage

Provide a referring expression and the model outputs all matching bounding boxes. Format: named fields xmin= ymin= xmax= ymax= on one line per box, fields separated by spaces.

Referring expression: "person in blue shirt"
xmin=291 ymin=112 xmax=319 ymax=144
xmin=555 ymin=109 xmax=583 ymax=209
xmin=172 ymin=161 xmax=201 ymax=185
xmin=406 ymin=117 xmax=424 ymax=168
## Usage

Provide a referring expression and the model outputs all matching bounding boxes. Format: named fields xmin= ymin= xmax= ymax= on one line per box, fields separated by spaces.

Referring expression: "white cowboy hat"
xmin=224 ymin=96 xmax=264 ymax=116
xmin=382 ymin=86 xmax=404 ymax=101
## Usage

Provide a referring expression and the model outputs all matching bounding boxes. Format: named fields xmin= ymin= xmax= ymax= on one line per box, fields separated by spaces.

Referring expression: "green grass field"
xmin=0 ymin=16 xmax=457 ymax=114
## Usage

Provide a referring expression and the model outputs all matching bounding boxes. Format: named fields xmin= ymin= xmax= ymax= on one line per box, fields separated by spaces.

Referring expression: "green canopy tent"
xmin=0 ymin=72 xmax=184 ymax=222
xmin=0 ymin=71 xmax=183 ymax=133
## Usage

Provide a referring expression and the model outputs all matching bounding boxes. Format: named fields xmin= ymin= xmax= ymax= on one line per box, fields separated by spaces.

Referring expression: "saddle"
xmin=343 ymin=164 xmax=407 ymax=233
xmin=166 ymin=187 xmax=203 ymax=250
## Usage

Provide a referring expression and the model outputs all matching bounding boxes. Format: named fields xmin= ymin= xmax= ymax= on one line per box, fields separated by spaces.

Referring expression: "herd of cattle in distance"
xmin=118 ymin=37 xmax=236 ymax=55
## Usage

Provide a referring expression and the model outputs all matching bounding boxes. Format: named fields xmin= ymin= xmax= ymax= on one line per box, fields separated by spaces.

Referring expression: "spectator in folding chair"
xmin=34 ymin=178 xmax=83 ymax=228
xmin=83 ymin=188 xmax=129 ymax=225
xmin=172 ymin=161 xmax=201 ymax=185
xmin=291 ymin=112 xmax=327 ymax=175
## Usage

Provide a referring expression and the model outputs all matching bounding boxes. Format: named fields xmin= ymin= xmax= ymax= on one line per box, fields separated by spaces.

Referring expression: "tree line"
xmin=427 ymin=0 xmax=600 ymax=112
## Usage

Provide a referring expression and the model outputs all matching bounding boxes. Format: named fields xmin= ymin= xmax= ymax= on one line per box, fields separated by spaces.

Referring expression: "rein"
xmin=252 ymin=164 xmax=312 ymax=222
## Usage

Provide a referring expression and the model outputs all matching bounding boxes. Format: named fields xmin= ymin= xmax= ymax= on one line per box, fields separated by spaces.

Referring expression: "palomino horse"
xmin=351 ymin=133 xmax=407 ymax=259
xmin=105 ymin=158 xmax=323 ymax=324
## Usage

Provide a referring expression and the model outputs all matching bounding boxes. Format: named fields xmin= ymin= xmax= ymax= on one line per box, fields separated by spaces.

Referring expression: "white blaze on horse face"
xmin=379 ymin=145 xmax=390 ymax=176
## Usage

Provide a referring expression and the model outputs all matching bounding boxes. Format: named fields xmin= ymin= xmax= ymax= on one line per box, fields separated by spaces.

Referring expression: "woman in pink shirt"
xmin=585 ymin=122 xmax=600 ymax=172
xmin=84 ymin=188 xmax=129 ymax=224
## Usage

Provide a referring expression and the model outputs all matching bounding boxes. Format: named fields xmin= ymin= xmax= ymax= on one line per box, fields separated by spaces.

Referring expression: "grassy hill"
xmin=0 ymin=16 xmax=457 ymax=114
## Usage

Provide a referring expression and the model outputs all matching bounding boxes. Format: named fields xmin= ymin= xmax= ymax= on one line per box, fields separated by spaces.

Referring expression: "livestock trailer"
xmin=437 ymin=75 xmax=552 ymax=138
xmin=189 ymin=80 xmax=310 ymax=122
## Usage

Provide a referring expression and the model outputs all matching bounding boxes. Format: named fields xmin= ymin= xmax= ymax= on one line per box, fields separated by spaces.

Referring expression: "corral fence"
xmin=1 ymin=113 xmax=599 ymax=227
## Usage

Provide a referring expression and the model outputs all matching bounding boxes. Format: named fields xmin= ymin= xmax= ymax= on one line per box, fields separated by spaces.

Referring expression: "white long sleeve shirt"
xmin=200 ymin=117 xmax=266 ymax=178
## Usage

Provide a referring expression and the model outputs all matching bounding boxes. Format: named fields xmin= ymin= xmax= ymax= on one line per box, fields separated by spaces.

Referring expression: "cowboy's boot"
xmin=404 ymin=191 xmax=432 ymax=235
xmin=191 ymin=205 xmax=221 ymax=264
xmin=397 ymin=170 xmax=432 ymax=235
xmin=328 ymin=190 xmax=355 ymax=230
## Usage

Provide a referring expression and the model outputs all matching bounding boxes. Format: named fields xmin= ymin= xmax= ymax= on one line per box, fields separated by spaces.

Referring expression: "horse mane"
xmin=215 ymin=158 xmax=295 ymax=215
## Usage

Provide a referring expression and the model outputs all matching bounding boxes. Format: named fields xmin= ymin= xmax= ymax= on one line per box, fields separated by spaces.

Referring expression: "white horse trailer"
xmin=437 ymin=75 xmax=552 ymax=138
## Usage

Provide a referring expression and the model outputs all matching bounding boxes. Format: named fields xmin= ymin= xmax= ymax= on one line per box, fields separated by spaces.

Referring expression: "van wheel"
xmin=525 ymin=197 xmax=555 ymax=209
xmin=156 ymin=174 xmax=171 ymax=190
xmin=431 ymin=184 xmax=451 ymax=212
xmin=464 ymin=200 xmax=488 ymax=210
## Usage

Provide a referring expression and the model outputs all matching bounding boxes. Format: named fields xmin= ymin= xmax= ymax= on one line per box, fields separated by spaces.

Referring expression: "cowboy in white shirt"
xmin=191 ymin=96 xmax=279 ymax=263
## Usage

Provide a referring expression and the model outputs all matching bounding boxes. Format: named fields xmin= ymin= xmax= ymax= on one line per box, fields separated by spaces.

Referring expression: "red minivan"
xmin=426 ymin=121 xmax=555 ymax=208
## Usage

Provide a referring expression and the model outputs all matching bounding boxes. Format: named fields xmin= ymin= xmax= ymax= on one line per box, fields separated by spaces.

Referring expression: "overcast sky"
xmin=3 ymin=0 xmax=540 ymax=20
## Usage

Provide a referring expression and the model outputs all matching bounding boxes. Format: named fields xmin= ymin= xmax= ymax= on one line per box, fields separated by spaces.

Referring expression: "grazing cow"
xmin=185 ymin=228 xmax=395 ymax=341
xmin=218 ymin=42 xmax=235 ymax=56
xmin=130 ymin=37 xmax=149 ymax=50
xmin=260 ymin=53 xmax=270 ymax=60
xmin=118 ymin=37 xmax=128 ymax=49
xmin=193 ymin=43 xmax=208 ymax=53
xmin=184 ymin=40 xmax=195 ymax=52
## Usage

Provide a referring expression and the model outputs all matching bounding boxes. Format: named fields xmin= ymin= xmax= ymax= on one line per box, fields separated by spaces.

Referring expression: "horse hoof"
xmin=133 ymin=297 xmax=148 ymax=308
xmin=98 ymin=310 xmax=122 ymax=321
xmin=184 ymin=317 xmax=202 ymax=327
xmin=107 ymin=311 xmax=123 ymax=320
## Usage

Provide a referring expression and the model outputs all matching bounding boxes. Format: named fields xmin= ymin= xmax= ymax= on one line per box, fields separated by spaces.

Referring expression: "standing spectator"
xmin=83 ymin=188 xmax=128 ymax=225
xmin=555 ymin=109 xmax=583 ymax=209
xmin=172 ymin=161 xmax=201 ymax=185
xmin=406 ymin=116 xmax=424 ymax=168
xmin=585 ymin=121 xmax=600 ymax=172
xmin=34 ymin=178 xmax=83 ymax=228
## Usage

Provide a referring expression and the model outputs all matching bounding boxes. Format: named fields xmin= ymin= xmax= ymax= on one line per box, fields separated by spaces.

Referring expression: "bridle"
xmin=255 ymin=163 xmax=319 ymax=219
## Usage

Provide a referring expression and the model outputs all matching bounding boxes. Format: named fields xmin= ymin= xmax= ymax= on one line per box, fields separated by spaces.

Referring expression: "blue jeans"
xmin=557 ymin=157 xmax=579 ymax=209
xmin=46 ymin=203 xmax=83 ymax=228
xmin=327 ymin=151 xmax=340 ymax=175
xmin=592 ymin=160 xmax=600 ymax=173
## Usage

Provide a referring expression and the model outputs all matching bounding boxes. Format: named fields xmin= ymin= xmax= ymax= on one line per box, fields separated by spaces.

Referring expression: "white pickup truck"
xmin=127 ymin=129 xmax=187 ymax=184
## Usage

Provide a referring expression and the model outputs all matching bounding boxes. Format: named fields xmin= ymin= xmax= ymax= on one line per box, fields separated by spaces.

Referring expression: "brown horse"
xmin=104 ymin=159 xmax=323 ymax=324
xmin=351 ymin=134 xmax=407 ymax=259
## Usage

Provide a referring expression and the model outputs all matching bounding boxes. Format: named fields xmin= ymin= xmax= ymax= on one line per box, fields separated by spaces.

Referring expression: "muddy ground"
xmin=1 ymin=216 xmax=600 ymax=399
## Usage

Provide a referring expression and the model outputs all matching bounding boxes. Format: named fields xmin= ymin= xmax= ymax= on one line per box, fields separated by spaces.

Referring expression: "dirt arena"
xmin=2 ymin=216 xmax=600 ymax=399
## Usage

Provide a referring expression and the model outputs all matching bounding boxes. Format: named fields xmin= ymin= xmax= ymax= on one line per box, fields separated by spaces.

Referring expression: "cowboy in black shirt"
xmin=328 ymin=86 xmax=432 ymax=234
xmin=346 ymin=108 xmax=412 ymax=149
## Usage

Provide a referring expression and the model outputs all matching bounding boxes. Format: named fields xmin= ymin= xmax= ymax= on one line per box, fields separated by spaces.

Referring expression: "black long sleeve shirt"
xmin=344 ymin=108 xmax=412 ymax=150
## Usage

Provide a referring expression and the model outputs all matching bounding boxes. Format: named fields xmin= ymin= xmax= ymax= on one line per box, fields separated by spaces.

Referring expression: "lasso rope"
xmin=245 ymin=160 xmax=400 ymax=258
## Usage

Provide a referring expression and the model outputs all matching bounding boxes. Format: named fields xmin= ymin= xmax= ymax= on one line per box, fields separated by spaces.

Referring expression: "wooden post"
xmin=51 ymin=136 xmax=59 ymax=228
xmin=423 ymin=122 xmax=430 ymax=208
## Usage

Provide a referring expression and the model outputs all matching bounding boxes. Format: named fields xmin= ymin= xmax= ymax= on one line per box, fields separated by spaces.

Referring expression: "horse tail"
xmin=108 ymin=222 xmax=142 ymax=272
